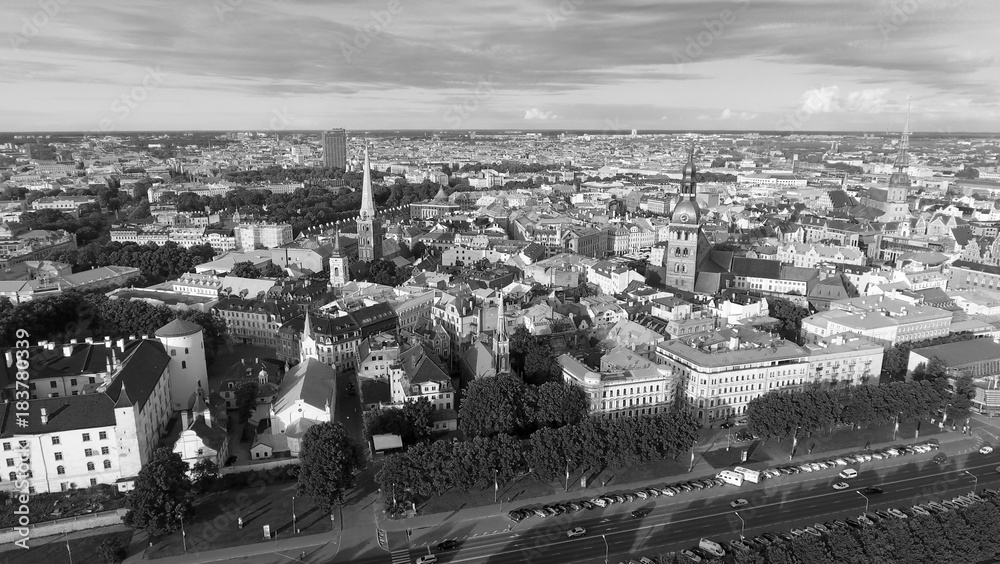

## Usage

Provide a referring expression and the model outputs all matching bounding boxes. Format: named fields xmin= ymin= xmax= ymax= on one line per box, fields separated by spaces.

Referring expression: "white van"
xmin=839 ymin=468 xmax=858 ymax=479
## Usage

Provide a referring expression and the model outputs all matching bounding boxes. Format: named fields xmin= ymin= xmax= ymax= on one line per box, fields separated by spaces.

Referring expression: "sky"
xmin=1 ymin=0 xmax=998 ymax=133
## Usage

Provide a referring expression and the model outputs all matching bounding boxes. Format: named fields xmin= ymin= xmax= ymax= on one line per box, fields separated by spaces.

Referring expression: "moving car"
xmin=567 ymin=527 xmax=587 ymax=538
xmin=839 ymin=469 xmax=858 ymax=479
xmin=631 ymin=507 xmax=652 ymax=518
xmin=416 ymin=556 xmax=438 ymax=564
xmin=832 ymin=482 xmax=850 ymax=490
xmin=932 ymin=453 xmax=947 ymax=464
xmin=436 ymin=540 xmax=459 ymax=551
xmin=864 ymin=486 xmax=884 ymax=494
xmin=981 ymin=445 xmax=994 ymax=455
xmin=731 ymin=498 xmax=749 ymax=509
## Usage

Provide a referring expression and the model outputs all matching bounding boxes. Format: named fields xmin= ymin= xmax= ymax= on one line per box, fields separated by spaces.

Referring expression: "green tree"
xmin=768 ymin=297 xmax=810 ymax=342
xmin=123 ymin=448 xmax=193 ymax=536
xmin=296 ymin=422 xmax=366 ymax=515
xmin=234 ymin=380 xmax=260 ymax=424
xmin=191 ymin=459 xmax=219 ymax=492
xmin=229 ymin=261 xmax=262 ymax=278
xmin=97 ymin=537 xmax=128 ymax=564
xmin=530 ymin=381 xmax=589 ymax=428
xmin=459 ymin=375 xmax=531 ymax=437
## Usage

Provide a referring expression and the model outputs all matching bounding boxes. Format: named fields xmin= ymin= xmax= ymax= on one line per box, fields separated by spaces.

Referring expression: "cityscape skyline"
xmin=2 ymin=0 xmax=998 ymax=133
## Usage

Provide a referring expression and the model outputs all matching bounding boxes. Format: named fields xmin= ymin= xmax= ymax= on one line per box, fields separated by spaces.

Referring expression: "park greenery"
xmin=362 ymin=397 xmax=435 ymax=447
xmin=376 ymin=396 xmax=699 ymax=515
xmin=53 ymin=240 xmax=216 ymax=286
xmin=745 ymin=378 xmax=974 ymax=441
xmin=0 ymin=291 xmax=228 ymax=362
xmin=509 ymin=326 xmax=564 ymax=385
xmin=459 ymin=375 xmax=590 ymax=438
xmin=880 ymin=333 xmax=979 ymax=381
xmin=123 ymin=448 xmax=194 ymax=536
xmin=296 ymin=422 xmax=366 ymax=516
xmin=767 ymin=297 xmax=811 ymax=343
xmin=657 ymin=493 xmax=1000 ymax=564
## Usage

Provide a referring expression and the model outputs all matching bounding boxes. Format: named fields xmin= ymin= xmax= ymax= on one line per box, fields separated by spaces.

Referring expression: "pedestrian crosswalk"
xmin=390 ymin=550 xmax=410 ymax=564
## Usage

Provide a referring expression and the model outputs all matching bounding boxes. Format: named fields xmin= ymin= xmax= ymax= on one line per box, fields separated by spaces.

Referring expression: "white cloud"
xmin=718 ymin=108 xmax=758 ymax=120
xmin=799 ymin=86 xmax=893 ymax=114
xmin=524 ymin=108 xmax=557 ymax=120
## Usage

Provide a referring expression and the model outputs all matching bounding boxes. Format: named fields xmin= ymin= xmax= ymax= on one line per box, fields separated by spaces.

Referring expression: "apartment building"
xmin=234 ymin=223 xmax=293 ymax=251
xmin=801 ymin=295 xmax=953 ymax=345
xmin=559 ymin=345 xmax=675 ymax=419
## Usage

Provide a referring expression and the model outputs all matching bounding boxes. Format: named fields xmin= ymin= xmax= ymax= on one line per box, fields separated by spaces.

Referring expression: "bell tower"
xmin=666 ymin=144 xmax=701 ymax=291
xmin=357 ymin=146 xmax=382 ymax=262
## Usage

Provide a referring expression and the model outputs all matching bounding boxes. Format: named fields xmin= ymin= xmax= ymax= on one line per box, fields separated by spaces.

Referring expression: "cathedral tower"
xmin=357 ymin=146 xmax=382 ymax=262
xmin=666 ymin=145 xmax=701 ymax=291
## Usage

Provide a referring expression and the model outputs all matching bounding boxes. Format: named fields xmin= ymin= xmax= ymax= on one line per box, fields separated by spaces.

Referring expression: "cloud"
xmin=799 ymin=86 xmax=894 ymax=114
xmin=524 ymin=108 xmax=557 ymax=120
xmin=719 ymin=108 xmax=758 ymax=121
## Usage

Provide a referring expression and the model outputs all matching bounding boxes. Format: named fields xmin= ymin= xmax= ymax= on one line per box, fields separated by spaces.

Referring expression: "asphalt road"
xmin=393 ymin=450 xmax=1000 ymax=564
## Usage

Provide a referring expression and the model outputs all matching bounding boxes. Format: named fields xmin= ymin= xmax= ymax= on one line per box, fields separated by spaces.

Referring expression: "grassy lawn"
xmin=2 ymin=529 xmax=132 ymax=564
xmin=148 ymin=482 xmax=332 ymax=559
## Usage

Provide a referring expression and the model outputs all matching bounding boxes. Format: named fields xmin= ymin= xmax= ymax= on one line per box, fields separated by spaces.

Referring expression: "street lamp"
xmin=856 ymin=491 xmax=870 ymax=515
xmin=601 ymin=534 xmax=609 ymax=564
xmin=965 ymin=470 xmax=978 ymax=494
xmin=292 ymin=495 xmax=297 ymax=533
xmin=734 ymin=511 xmax=746 ymax=540
xmin=179 ymin=512 xmax=187 ymax=552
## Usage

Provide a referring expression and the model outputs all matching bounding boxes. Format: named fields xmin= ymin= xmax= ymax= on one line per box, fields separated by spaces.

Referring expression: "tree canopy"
xmin=123 ymin=448 xmax=193 ymax=536
xmin=296 ymin=422 xmax=366 ymax=515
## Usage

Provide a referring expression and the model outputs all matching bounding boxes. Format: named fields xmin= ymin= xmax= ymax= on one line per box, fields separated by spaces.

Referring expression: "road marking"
xmin=390 ymin=550 xmax=411 ymax=564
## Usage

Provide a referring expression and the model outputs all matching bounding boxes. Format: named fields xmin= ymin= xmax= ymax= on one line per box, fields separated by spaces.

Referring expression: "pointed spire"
xmin=681 ymin=141 xmax=697 ymax=196
xmin=894 ymin=98 xmax=911 ymax=171
xmin=495 ymin=291 xmax=508 ymax=342
xmin=332 ymin=228 xmax=342 ymax=256
xmin=360 ymin=145 xmax=375 ymax=219
xmin=114 ymin=380 xmax=132 ymax=408
xmin=303 ymin=309 xmax=313 ymax=340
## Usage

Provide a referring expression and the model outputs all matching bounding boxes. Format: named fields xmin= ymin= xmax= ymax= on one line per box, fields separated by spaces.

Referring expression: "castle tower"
xmin=154 ymin=319 xmax=208 ymax=412
xmin=357 ymin=146 xmax=382 ymax=262
xmin=666 ymin=144 xmax=701 ymax=291
xmin=493 ymin=292 xmax=510 ymax=375
xmin=329 ymin=229 xmax=349 ymax=288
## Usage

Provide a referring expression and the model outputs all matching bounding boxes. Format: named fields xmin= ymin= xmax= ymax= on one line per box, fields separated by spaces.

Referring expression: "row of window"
xmin=56 ymin=460 xmax=112 ymax=473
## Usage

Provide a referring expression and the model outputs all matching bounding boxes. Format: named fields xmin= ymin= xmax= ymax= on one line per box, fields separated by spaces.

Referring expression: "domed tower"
xmin=155 ymin=319 xmax=208 ymax=412
xmin=667 ymin=144 xmax=702 ymax=291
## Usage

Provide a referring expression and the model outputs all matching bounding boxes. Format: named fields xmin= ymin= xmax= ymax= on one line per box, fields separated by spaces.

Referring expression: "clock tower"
xmin=667 ymin=145 xmax=701 ymax=292
xmin=357 ymin=146 xmax=382 ymax=263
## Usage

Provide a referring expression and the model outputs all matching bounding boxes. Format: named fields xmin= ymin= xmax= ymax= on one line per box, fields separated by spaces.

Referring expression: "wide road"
xmin=393 ymin=450 xmax=1000 ymax=564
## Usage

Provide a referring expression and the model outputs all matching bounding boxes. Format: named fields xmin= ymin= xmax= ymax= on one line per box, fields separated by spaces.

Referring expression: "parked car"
xmin=416 ymin=556 xmax=438 ymax=564
xmin=790 ymin=529 xmax=806 ymax=537
xmin=580 ymin=500 xmax=595 ymax=510
xmin=566 ymin=527 xmax=587 ymax=538
xmin=634 ymin=491 xmax=648 ymax=500
xmin=832 ymin=482 xmax=850 ymax=490
xmin=804 ymin=527 xmax=822 ymax=537
xmin=507 ymin=510 xmax=526 ymax=522
xmin=680 ymin=549 xmax=702 ymax=562
xmin=887 ymin=508 xmax=907 ymax=519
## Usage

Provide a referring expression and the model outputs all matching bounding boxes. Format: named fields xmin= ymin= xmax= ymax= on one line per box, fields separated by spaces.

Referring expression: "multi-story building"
xmin=559 ymin=345 xmax=675 ymax=419
xmin=31 ymin=195 xmax=98 ymax=214
xmin=321 ymin=128 xmax=347 ymax=170
xmin=234 ymin=223 xmax=293 ymax=251
xmin=801 ymin=295 xmax=953 ymax=346
xmin=949 ymin=260 xmax=1000 ymax=291
xmin=587 ymin=261 xmax=644 ymax=295
xmin=776 ymin=243 xmax=866 ymax=269
xmin=213 ymin=298 xmax=299 ymax=349
xmin=0 ymin=329 xmax=186 ymax=493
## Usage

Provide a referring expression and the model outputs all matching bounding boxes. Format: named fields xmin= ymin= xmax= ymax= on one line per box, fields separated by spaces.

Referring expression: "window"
xmin=85 ymin=449 xmax=93 ymax=457
xmin=185 ymin=347 xmax=189 ymax=354
xmin=52 ymin=437 xmax=60 ymax=445
xmin=104 ymin=460 xmax=112 ymax=469
xmin=56 ymin=466 xmax=65 ymax=475
xmin=8 ymin=472 xmax=15 ymax=481
xmin=82 ymin=433 xmax=90 ymax=442
xmin=2 ymin=443 xmax=8 ymax=451
xmin=54 ymin=453 xmax=63 ymax=461
xmin=182 ymin=361 xmax=187 ymax=369
xmin=5 ymin=458 xmax=12 ymax=467
xmin=101 ymin=446 xmax=109 ymax=455
xmin=171 ymin=350 xmax=177 ymax=356
xmin=50 ymin=381 xmax=58 ymax=388
xmin=99 ymin=431 xmax=107 ymax=440
xmin=90 ymin=478 xmax=97 ymax=486
xmin=70 ymin=379 xmax=77 ymax=386
xmin=89 ymin=377 xmax=96 ymax=384
xmin=87 ymin=462 xmax=95 ymax=471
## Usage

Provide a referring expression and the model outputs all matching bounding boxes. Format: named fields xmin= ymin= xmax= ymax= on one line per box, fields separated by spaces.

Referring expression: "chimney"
xmin=47 ymin=342 xmax=55 ymax=351
xmin=129 ymin=335 xmax=136 ymax=341
xmin=40 ymin=407 xmax=48 ymax=425
xmin=181 ymin=410 xmax=189 ymax=429
xmin=85 ymin=337 xmax=93 ymax=344
xmin=141 ymin=335 xmax=148 ymax=340
xmin=241 ymin=358 xmax=245 ymax=365
xmin=63 ymin=344 xmax=73 ymax=357
xmin=255 ymin=358 xmax=259 ymax=364
xmin=70 ymin=338 xmax=78 ymax=344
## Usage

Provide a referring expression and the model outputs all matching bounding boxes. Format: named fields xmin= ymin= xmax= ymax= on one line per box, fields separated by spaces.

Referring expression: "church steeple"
xmin=493 ymin=292 xmax=510 ymax=375
xmin=331 ymin=228 xmax=342 ymax=256
xmin=889 ymin=99 xmax=912 ymax=190
xmin=303 ymin=309 xmax=313 ymax=339
xmin=360 ymin=146 xmax=375 ymax=220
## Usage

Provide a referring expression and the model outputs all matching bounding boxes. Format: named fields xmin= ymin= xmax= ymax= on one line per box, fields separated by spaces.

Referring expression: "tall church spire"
xmin=303 ymin=309 xmax=313 ymax=339
xmin=493 ymin=291 xmax=510 ymax=375
xmin=894 ymin=99 xmax=911 ymax=171
xmin=360 ymin=146 xmax=375 ymax=220
xmin=331 ymin=228 xmax=342 ymax=256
